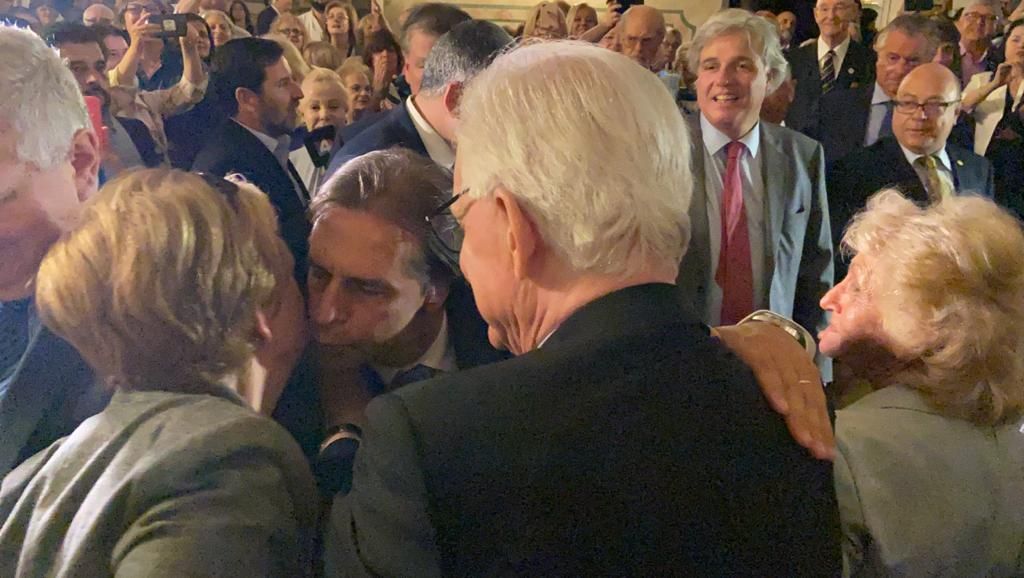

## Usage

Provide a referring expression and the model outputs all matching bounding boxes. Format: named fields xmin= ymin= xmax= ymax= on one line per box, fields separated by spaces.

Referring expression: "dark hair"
xmin=420 ymin=19 xmax=512 ymax=94
xmin=1008 ymin=18 xmax=1024 ymax=38
xmin=44 ymin=21 xmax=106 ymax=60
xmin=228 ymin=0 xmax=253 ymax=31
xmin=361 ymin=29 xmax=404 ymax=72
xmin=184 ymin=12 xmax=215 ymax=61
xmin=875 ymin=13 xmax=941 ymax=59
xmin=399 ymin=2 xmax=470 ymax=51
xmin=311 ymin=148 xmax=459 ymax=285
xmin=92 ymin=22 xmax=130 ymax=46
xmin=210 ymin=37 xmax=284 ymax=116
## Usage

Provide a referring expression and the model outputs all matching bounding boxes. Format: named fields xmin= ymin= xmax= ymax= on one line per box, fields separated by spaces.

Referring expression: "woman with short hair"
xmin=0 ymin=169 xmax=317 ymax=576
xmin=822 ymin=190 xmax=1024 ymax=576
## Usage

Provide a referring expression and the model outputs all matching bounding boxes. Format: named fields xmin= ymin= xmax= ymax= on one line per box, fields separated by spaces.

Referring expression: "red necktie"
xmin=716 ymin=141 xmax=753 ymax=325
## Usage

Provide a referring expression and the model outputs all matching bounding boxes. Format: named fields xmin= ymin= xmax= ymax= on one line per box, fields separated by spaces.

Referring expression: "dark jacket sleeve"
xmin=324 ymin=393 xmax=442 ymax=578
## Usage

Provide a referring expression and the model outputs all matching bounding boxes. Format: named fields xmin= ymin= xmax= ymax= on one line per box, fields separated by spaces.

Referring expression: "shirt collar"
xmin=234 ymin=119 xmax=291 ymax=165
xmin=374 ymin=311 xmax=456 ymax=383
xmin=871 ymin=81 xmax=891 ymax=105
xmin=406 ymin=97 xmax=455 ymax=169
xmin=817 ymin=35 xmax=850 ymax=63
xmin=900 ymin=143 xmax=952 ymax=173
xmin=959 ymin=41 xmax=989 ymax=61
xmin=699 ymin=113 xmax=760 ymax=158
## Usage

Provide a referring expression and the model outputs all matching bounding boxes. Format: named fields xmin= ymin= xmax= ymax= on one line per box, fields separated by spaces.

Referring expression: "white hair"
xmin=457 ymin=41 xmax=692 ymax=275
xmin=0 ymin=25 xmax=89 ymax=169
xmin=687 ymin=9 xmax=788 ymax=92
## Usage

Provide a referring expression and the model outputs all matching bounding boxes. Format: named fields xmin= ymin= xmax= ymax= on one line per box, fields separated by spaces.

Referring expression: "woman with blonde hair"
xmin=292 ymin=67 xmax=348 ymax=193
xmin=202 ymin=9 xmax=247 ymax=47
xmin=336 ymin=59 xmax=373 ymax=123
xmin=0 ymin=169 xmax=316 ymax=575
xmin=565 ymin=3 xmax=597 ymax=38
xmin=303 ymin=40 xmax=345 ymax=69
xmin=324 ymin=0 xmax=357 ymax=57
xmin=270 ymin=11 xmax=308 ymax=51
xmin=522 ymin=1 xmax=568 ymax=39
xmin=822 ymin=190 xmax=1024 ymax=576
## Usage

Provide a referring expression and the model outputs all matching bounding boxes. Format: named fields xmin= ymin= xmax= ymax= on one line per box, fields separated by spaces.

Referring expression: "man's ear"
xmin=254 ymin=308 xmax=273 ymax=344
xmin=70 ymin=128 xmax=101 ymax=202
xmin=442 ymin=81 xmax=464 ymax=116
xmin=494 ymin=188 xmax=540 ymax=281
xmin=235 ymin=86 xmax=260 ymax=116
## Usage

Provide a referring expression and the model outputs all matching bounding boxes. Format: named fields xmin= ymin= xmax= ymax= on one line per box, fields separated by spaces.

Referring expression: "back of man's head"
xmin=210 ymin=37 xmax=284 ymax=116
xmin=420 ymin=19 xmax=512 ymax=96
xmin=1 ymin=25 xmax=89 ymax=169
xmin=874 ymin=12 xmax=940 ymax=59
xmin=400 ymin=2 xmax=470 ymax=51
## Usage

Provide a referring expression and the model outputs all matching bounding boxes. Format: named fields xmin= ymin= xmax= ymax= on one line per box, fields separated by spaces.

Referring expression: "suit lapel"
xmin=679 ymin=119 xmax=711 ymax=309
xmin=759 ymin=124 xmax=789 ymax=287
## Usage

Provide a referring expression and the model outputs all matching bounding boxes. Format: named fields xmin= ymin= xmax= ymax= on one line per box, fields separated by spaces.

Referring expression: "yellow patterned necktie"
xmin=914 ymin=155 xmax=953 ymax=203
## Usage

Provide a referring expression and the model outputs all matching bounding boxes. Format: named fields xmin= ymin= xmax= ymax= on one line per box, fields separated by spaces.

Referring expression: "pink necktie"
xmin=716 ymin=141 xmax=753 ymax=325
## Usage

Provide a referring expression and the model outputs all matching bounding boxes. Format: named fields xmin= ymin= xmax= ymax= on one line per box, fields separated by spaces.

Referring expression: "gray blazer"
xmin=0 ymin=388 xmax=319 ymax=577
xmin=677 ymin=119 xmax=834 ymax=374
xmin=835 ymin=385 xmax=1024 ymax=577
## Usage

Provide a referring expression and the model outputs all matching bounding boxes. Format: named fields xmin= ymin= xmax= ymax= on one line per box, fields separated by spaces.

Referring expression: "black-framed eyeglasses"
xmin=197 ymin=172 xmax=240 ymax=209
xmin=894 ymin=99 xmax=960 ymax=117
xmin=426 ymin=188 xmax=465 ymax=254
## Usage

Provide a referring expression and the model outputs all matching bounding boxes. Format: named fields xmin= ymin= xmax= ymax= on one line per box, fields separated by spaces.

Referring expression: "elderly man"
xmin=785 ymin=0 xmax=875 ymax=141
xmin=957 ymin=0 xmax=1003 ymax=86
xmin=818 ymin=13 xmax=940 ymax=164
xmin=82 ymin=2 xmax=113 ymax=25
xmin=676 ymin=9 xmax=833 ymax=378
xmin=619 ymin=4 xmax=664 ymax=70
xmin=828 ymin=63 xmax=994 ymax=277
xmin=324 ymin=40 xmax=840 ymax=577
xmin=329 ymin=20 xmax=512 ymax=172
xmin=778 ymin=10 xmax=797 ymax=52
xmin=0 ymin=26 xmax=106 ymax=479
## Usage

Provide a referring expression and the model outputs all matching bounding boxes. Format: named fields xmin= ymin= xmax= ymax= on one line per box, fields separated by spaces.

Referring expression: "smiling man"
xmin=677 ymin=9 xmax=834 ymax=376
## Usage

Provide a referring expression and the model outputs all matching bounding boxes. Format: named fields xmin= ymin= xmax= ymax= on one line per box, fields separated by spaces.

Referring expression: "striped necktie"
xmin=915 ymin=155 xmax=953 ymax=203
xmin=821 ymin=49 xmax=837 ymax=94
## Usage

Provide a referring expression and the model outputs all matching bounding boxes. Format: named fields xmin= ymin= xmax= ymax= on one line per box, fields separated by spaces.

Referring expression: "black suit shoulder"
xmin=388 ymin=312 xmax=839 ymax=576
xmin=327 ymin=105 xmax=428 ymax=177
xmin=256 ymin=7 xmax=277 ymax=35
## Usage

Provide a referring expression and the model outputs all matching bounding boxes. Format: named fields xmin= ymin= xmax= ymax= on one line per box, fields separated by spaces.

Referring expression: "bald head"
xmin=893 ymin=62 xmax=962 ymax=155
xmin=82 ymin=3 xmax=114 ymax=26
xmin=621 ymin=5 xmax=665 ymax=69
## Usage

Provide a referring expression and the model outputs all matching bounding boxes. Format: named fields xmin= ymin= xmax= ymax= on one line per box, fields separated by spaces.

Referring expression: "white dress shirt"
xmin=374 ymin=312 xmax=456 ymax=384
xmin=700 ymin=114 xmax=768 ymax=326
xmin=817 ymin=35 xmax=851 ymax=78
xmin=901 ymin=145 xmax=954 ymax=199
xmin=406 ymin=97 xmax=455 ymax=169
xmin=298 ymin=10 xmax=326 ymax=43
xmin=865 ymin=82 xmax=892 ymax=146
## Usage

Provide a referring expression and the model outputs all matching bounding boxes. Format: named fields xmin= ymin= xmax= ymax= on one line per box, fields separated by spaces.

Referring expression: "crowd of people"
xmin=0 ymin=0 xmax=1023 ymax=575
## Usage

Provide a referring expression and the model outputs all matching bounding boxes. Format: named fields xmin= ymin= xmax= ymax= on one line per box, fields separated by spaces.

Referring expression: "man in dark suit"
xmin=817 ymin=13 xmax=939 ymax=165
xmin=829 ymin=63 xmax=994 ymax=279
xmin=0 ymin=26 xmax=108 ymax=479
xmin=292 ymin=148 xmax=507 ymax=495
xmin=785 ymin=0 xmax=875 ymax=140
xmin=256 ymin=0 xmax=291 ymax=35
xmin=325 ymin=38 xmax=840 ymax=577
xmin=193 ymin=38 xmax=310 ymax=281
xmin=327 ymin=19 xmax=510 ymax=174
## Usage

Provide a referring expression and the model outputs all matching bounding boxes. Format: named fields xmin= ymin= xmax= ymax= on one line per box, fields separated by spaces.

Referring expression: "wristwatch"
xmin=319 ymin=422 xmax=363 ymax=454
xmin=738 ymin=310 xmax=817 ymax=359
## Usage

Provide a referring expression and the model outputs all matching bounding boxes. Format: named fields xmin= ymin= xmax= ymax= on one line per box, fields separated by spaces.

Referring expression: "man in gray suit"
xmin=677 ymin=9 xmax=834 ymax=372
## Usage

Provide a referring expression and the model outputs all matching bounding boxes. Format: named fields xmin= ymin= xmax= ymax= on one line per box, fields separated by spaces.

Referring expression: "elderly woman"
xmin=822 ymin=190 xmax=1024 ymax=576
xmin=271 ymin=11 xmax=307 ymax=51
xmin=960 ymin=18 xmax=1024 ymax=215
xmin=362 ymin=28 xmax=403 ymax=108
xmin=291 ymin=67 xmax=348 ymax=193
xmin=203 ymin=9 xmax=238 ymax=47
xmin=337 ymin=60 xmax=373 ymax=122
xmin=523 ymin=1 xmax=568 ymax=39
xmin=0 ymin=169 xmax=316 ymax=575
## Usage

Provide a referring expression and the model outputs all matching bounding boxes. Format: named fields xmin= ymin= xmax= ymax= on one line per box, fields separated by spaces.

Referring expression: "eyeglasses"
xmin=961 ymin=12 xmax=997 ymax=24
xmin=426 ymin=188 xmax=465 ymax=255
xmin=893 ymin=99 xmax=959 ymax=116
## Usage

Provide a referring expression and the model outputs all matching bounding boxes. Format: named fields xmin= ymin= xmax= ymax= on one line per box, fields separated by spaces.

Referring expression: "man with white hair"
xmin=619 ymin=4 xmax=665 ymax=70
xmin=325 ymin=40 xmax=841 ymax=576
xmin=0 ymin=25 xmax=107 ymax=478
xmin=82 ymin=2 xmax=113 ymax=26
xmin=677 ymin=9 xmax=834 ymax=376
xmin=957 ymin=0 xmax=1003 ymax=86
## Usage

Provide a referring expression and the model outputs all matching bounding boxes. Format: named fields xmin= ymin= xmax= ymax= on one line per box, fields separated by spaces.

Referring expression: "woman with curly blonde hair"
xmin=822 ymin=190 xmax=1024 ymax=576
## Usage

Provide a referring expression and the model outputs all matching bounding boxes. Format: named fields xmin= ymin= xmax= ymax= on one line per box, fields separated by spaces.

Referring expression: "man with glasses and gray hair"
xmin=957 ymin=0 xmax=1004 ymax=86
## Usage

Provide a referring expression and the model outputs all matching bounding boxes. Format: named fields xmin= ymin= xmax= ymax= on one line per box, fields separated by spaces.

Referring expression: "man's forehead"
xmin=59 ymin=42 xmax=103 ymax=60
xmin=963 ymin=3 xmax=994 ymax=14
